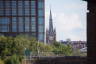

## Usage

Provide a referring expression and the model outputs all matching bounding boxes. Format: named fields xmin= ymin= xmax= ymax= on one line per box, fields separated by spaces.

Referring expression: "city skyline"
xmin=45 ymin=0 xmax=87 ymax=41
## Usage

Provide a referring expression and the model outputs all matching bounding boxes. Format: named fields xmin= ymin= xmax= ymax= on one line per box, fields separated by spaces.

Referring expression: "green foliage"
xmin=5 ymin=54 xmax=20 ymax=64
xmin=0 ymin=35 xmax=73 ymax=64
xmin=52 ymin=42 xmax=73 ymax=56
xmin=0 ymin=36 xmax=13 ymax=59
xmin=0 ymin=59 xmax=4 ymax=64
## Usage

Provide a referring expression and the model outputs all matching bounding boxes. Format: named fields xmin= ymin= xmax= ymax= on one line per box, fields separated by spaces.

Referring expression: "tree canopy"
xmin=0 ymin=35 xmax=73 ymax=64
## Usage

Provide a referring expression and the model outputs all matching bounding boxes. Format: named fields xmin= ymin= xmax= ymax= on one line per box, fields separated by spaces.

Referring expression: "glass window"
xmin=5 ymin=9 xmax=11 ymax=16
xmin=12 ymin=17 xmax=17 ymax=32
xmin=5 ymin=1 xmax=10 ymax=8
xmin=24 ymin=1 xmax=29 ymax=6
xmin=24 ymin=1 xmax=29 ymax=16
xmin=12 ymin=9 xmax=16 ymax=16
xmin=18 ymin=5 xmax=23 ymax=8
xmin=18 ymin=1 xmax=23 ymax=6
xmin=12 ymin=1 xmax=16 ymax=8
xmin=25 ymin=9 xmax=29 ymax=16
xmin=25 ymin=17 xmax=30 ymax=32
xmin=0 ymin=1 xmax=4 ymax=8
xmin=31 ymin=17 xmax=36 ymax=22
xmin=38 ymin=33 xmax=44 ymax=41
xmin=31 ymin=9 xmax=36 ymax=15
xmin=0 ymin=26 xmax=1 ymax=31
xmin=38 ymin=9 xmax=44 ymax=16
xmin=31 ymin=21 xmax=36 ymax=25
xmin=1 ymin=25 xmax=9 ymax=32
xmin=24 ymin=1 xmax=29 ymax=9
xmin=38 ymin=17 xmax=44 ymax=24
xmin=18 ymin=9 xmax=23 ymax=15
xmin=19 ymin=17 xmax=24 ymax=32
xmin=31 ymin=25 xmax=36 ymax=32
xmin=38 ymin=1 xmax=44 ymax=9
xmin=12 ymin=24 xmax=17 ymax=32
xmin=18 ymin=1 xmax=23 ymax=16
xmin=12 ymin=17 xmax=16 ymax=22
xmin=0 ymin=17 xmax=9 ymax=24
xmin=31 ymin=17 xmax=36 ymax=24
xmin=0 ymin=9 xmax=4 ymax=16
xmin=31 ymin=17 xmax=36 ymax=32
xmin=38 ymin=25 xmax=44 ymax=32
xmin=31 ymin=1 xmax=36 ymax=8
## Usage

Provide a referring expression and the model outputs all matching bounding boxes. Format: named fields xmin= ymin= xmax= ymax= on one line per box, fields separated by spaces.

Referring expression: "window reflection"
xmin=38 ymin=1 xmax=43 ymax=9
xmin=18 ymin=1 xmax=23 ymax=16
xmin=38 ymin=33 xmax=44 ymax=41
xmin=12 ymin=17 xmax=17 ymax=32
xmin=25 ymin=9 xmax=30 ymax=16
xmin=25 ymin=17 xmax=30 ymax=32
xmin=24 ymin=1 xmax=29 ymax=6
xmin=0 ymin=17 xmax=9 ymax=32
xmin=5 ymin=9 xmax=10 ymax=16
xmin=0 ymin=25 xmax=9 ymax=32
xmin=38 ymin=25 xmax=44 ymax=32
xmin=0 ymin=1 xmax=4 ymax=8
xmin=0 ymin=17 xmax=9 ymax=24
xmin=38 ymin=9 xmax=44 ymax=16
xmin=0 ymin=1 xmax=4 ymax=16
xmin=18 ymin=9 xmax=23 ymax=16
xmin=19 ymin=17 xmax=24 ymax=32
xmin=31 ymin=17 xmax=36 ymax=32
xmin=5 ymin=1 xmax=10 ymax=8
xmin=31 ymin=25 xmax=36 ymax=32
xmin=38 ymin=17 xmax=44 ymax=24
xmin=31 ymin=1 xmax=36 ymax=8
xmin=18 ymin=1 xmax=23 ymax=6
xmin=12 ymin=1 xmax=16 ymax=8
xmin=0 ymin=9 xmax=4 ymax=16
xmin=31 ymin=9 xmax=36 ymax=16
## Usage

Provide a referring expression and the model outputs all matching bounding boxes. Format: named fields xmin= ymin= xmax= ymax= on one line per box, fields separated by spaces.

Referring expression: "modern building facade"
xmin=0 ymin=0 xmax=45 ymax=42
xmin=46 ymin=9 xmax=56 ymax=44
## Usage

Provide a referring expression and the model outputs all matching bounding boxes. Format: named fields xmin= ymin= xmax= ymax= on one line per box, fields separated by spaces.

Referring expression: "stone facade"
xmin=46 ymin=10 xmax=56 ymax=44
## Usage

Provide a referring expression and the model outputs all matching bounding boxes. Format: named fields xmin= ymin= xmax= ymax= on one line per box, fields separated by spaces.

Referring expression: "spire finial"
xmin=50 ymin=4 xmax=51 ymax=10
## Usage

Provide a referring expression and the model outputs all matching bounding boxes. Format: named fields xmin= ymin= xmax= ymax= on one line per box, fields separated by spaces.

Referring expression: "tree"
xmin=0 ymin=59 xmax=4 ymax=64
xmin=5 ymin=54 xmax=20 ymax=64
xmin=0 ymin=36 xmax=13 ymax=59
xmin=52 ymin=42 xmax=73 ymax=56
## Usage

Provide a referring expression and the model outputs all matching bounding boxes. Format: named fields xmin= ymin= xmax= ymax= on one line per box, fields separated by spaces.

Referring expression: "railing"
xmin=24 ymin=52 xmax=66 ymax=59
xmin=22 ymin=55 xmax=86 ymax=64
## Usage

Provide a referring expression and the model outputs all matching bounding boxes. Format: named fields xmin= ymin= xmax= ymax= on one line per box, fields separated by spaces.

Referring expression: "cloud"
xmin=45 ymin=0 xmax=87 ymax=41
xmin=55 ymin=13 xmax=83 ymax=31
xmin=45 ymin=12 xmax=86 ymax=41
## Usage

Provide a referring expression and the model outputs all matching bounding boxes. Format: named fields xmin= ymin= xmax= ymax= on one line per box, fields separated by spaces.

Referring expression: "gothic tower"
xmin=46 ymin=9 xmax=56 ymax=44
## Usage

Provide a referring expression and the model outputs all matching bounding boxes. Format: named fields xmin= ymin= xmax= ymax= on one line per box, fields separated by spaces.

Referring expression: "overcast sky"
xmin=45 ymin=0 xmax=87 ymax=41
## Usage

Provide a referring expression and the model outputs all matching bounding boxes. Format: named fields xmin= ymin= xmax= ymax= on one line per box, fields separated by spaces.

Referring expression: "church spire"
xmin=46 ymin=8 xmax=56 ymax=44
xmin=49 ymin=9 xmax=54 ymax=36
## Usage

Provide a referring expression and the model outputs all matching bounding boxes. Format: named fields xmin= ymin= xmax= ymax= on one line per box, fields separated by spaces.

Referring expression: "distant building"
xmin=46 ymin=9 xmax=56 ymax=44
xmin=60 ymin=40 xmax=68 ymax=44
xmin=71 ymin=41 xmax=87 ymax=49
xmin=0 ymin=0 xmax=45 ymax=42
xmin=60 ymin=40 xmax=87 ymax=49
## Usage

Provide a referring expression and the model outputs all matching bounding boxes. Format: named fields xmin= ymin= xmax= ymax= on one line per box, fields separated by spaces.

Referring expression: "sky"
xmin=45 ymin=0 xmax=87 ymax=41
